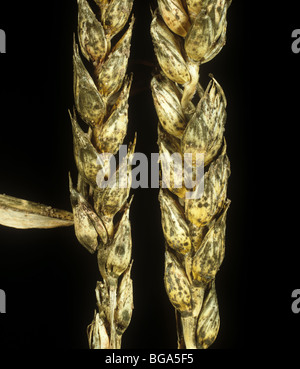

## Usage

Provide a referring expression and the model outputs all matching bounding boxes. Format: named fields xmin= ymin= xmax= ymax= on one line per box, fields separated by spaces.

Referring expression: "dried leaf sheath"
xmin=71 ymin=0 xmax=135 ymax=349
xmin=0 ymin=194 xmax=74 ymax=229
xmin=151 ymin=0 xmax=232 ymax=349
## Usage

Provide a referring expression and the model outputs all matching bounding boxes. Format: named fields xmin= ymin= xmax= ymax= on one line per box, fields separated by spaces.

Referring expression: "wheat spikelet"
xmin=70 ymin=0 xmax=135 ymax=349
xmin=151 ymin=0 xmax=231 ymax=349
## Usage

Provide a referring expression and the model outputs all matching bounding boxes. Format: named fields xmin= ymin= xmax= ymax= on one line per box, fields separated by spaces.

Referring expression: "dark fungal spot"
xmin=121 ymin=310 xmax=130 ymax=323
xmin=116 ymin=245 xmax=125 ymax=256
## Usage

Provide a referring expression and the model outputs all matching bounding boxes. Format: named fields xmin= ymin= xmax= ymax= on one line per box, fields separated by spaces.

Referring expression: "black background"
xmin=0 ymin=0 xmax=298 ymax=354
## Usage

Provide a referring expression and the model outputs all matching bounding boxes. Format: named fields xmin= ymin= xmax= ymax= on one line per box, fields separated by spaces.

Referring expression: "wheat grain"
xmin=70 ymin=0 xmax=135 ymax=349
xmin=151 ymin=0 xmax=231 ymax=349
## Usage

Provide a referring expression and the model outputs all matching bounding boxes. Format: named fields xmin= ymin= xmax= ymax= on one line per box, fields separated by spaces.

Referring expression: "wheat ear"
xmin=69 ymin=0 xmax=135 ymax=349
xmin=150 ymin=0 xmax=231 ymax=349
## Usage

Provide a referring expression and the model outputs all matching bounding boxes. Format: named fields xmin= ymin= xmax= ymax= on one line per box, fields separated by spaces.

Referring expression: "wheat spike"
xmin=151 ymin=0 xmax=231 ymax=349
xmin=70 ymin=0 xmax=135 ymax=349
